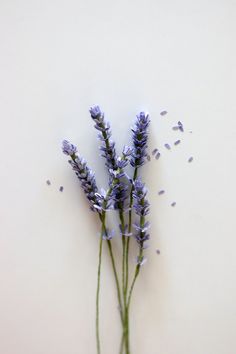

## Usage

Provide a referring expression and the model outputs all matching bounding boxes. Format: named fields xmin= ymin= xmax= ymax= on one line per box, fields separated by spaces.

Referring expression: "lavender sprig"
xmin=90 ymin=105 xmax=132 ymax=212
xmin=62 ymin=140 xmax=100 ymax=212
xmin=130 ymin=112 xmax=150 ymax=168
xmin=89 ymin=105 xmax=118 ymax=170
xmin=132 ymin=177 xmax=150 ymax=250
xmin=62 ymin=138 xmax=124 ymax=354
xmin=125 ymin=112 xmax=150 ymax=306
xmin=125 ymin=177 xmax=150 ymax=353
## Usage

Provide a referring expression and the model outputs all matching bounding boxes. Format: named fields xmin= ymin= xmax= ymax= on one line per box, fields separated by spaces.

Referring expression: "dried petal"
xmin=158 ymin=190 xmax=165 ymax=195
xmin=164 ymin=143 xmax=171 ymax=150
xmin=160 ymin=110 xmax=168 ymax=116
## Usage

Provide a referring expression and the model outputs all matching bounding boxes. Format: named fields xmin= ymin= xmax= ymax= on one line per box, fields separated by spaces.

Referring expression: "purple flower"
xmin=102 ymin=228 xmax=115 ymax=240
xmin=119 ymin=224 xmax=132 ymax=237
xmin=178 ymin=121 xmax=184 ymax=132
xmin=122 ymin=145 xmax=133 ymax=158
xmin=133 ymin=178 xmax=150 ymax=217
xmin=152 ymin=148 xmax=158 ymax=156
xmin=89 ymin=105 xmax=102 ymax=118
xmin=164 ymin=143 xmax=171 ymax=150
xmin=89 ymin=105 xmax=131 ymax=211
xmin=130 ymin=112 xmax=150 ymax=168
xmin=155 ymin=152 xmax=161 ymax=160
xmin=158 ymin=190 xmax=165 ymax=195
xmin=89 ymin=105 xmax=117 ymax=171
xmin=133 ymin=177 xmax=150 ymax=249
xmin=62 ymin=140 xmax=100 ymax=212
xmin=188 ymin=156 xmax=193 ymax=163
xmin=160 ymin=110 xmax=168 ymax=116
xmin=62 ymin=140 xmax=77 ymax=156
xmin=174 ymin=140 xmax=181 ymax=145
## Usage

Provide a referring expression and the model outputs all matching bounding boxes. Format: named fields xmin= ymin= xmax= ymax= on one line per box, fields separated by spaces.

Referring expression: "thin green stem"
xmin=96 ymin=212 xmax=106 ymax=354
xmin=125 ymin=202 xmax=145 ymax=354
xmin=122 ymin=167 xmax=138 ymax=354
xmin=107 ymin=239 xmax=124 ymax=324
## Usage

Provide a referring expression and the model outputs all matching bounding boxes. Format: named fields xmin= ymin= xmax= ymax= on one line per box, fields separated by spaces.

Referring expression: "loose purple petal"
xmin=59 ymin=186 xmax=64 ymax=192
xmin=171 ymin=202 xmax=176 ymax=207
xmin=152 ymin=148 xmax=158 ymax=156
xmin=188 ymin=156 xmax=193 ymax=163
xmin=174 ymin=140 xmax=181 ymax=145
xmin=164 ymin=143 xmax=171 ymax=150
xmin=160 ymin=110 xmax=168 ymax=116
xmin=158 ymin=190 xmax=165 ymax=195
xmin=130 ymin=111 xmax=150 ymax=168
xmin=46 ymin=180 xmax=51 ymax=186
xmin=155 ymin=152 xmax=161 ymax=160
xmin=172 ymin=126 xmax=179 ymax=131
xmin=178 ymin=121 xmax=184 ymax=132
xmin=147 ymin=154 xmax=151 ymax=161
xmin=156 ymin=249 xmax=161 ymax=255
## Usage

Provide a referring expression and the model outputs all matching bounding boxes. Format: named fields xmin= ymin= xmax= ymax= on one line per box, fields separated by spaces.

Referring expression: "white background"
xmin=0 ymin=0 xmax=236 ymax=353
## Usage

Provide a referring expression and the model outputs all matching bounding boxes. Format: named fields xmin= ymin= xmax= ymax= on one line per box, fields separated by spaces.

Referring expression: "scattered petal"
xmin=46 ymin=180 xmax=51 ymax=186
xmin=160 ymin=110 xmax=168 ymax=116
xmin=155 ymin=152 xmax=161 ymax=160
xmin=152 ymin=148 xmax=158 ymax=155
xmin=147 ymin=154 xmax=151 ymax=161
xmin=174 ymin=140 xmax=181 ymax=145
xmin=158 ymin=190 xmax=165 ymax=195
xmin=59 ymin=186 xmax=64 ymax=192
xmin=188 ymin=157 xmax=193 ymax=163
xmin=172 ymin=126 xmax=179 ymax=131
xmin=178 ymin=121 xmax=184 ymax=132
xmin=156 ymin=249 xmax=161 ymax=255
xmin=171 ymin=202 xmax=176 ymax=207
xmin=164 ymin=143 xmax=171 ymax=150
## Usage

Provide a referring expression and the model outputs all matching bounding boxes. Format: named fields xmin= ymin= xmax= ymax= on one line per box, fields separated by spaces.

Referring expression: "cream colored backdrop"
xmin=0 ymin=0 xmax=236 ymax=353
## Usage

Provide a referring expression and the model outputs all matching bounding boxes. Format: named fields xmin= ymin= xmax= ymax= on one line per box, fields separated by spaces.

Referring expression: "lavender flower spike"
xmin=89 ymin=105 xmax=118 ymax=171
xmin=131 ymin=111 xmax=150 ymax=168
xmin=90 ymin=106 xmax=131 ymax=211
xmin=133 ymin=177 xmax=150 ymax=249
xmin=62 ymin=140 xmax=99 ymax=212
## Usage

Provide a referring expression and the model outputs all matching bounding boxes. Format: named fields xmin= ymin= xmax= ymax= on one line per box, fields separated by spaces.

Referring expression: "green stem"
xmin=96 ymin=212 xmax=106 ymax=354
xmin=122 ymin=167 xmax=138 ymax=354
xmin=107 ymin=239 xmax=124 ymax=324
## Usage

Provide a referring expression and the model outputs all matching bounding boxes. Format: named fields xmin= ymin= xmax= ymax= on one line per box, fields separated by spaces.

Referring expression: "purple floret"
xmin=62 ymin=140 xmax=101 ymax=212
xmin=130 ymin=111 xmax=150 ymax=168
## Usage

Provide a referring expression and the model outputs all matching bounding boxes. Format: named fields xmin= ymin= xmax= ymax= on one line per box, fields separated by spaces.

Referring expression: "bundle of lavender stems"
xmin=62 ymin=106 xmax=150 ymax=354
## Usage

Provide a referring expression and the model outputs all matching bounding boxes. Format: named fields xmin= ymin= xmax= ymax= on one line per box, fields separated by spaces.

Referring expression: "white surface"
xmin=0 ymin=1 xmax=236 ymax=353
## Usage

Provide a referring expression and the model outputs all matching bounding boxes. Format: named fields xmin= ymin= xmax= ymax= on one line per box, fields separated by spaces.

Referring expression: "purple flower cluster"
xmin=90 ymin=105 xmax=133 ymax=211
xmin=62 ymin=140 xmax=100 ymax=212
xmin=133 ymin=177 xmax=150 ymax=248
xmin=130 ymin=112 xmax=150 ymax=168
xmin=89 ymin=105 xmax=118 ymax=170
